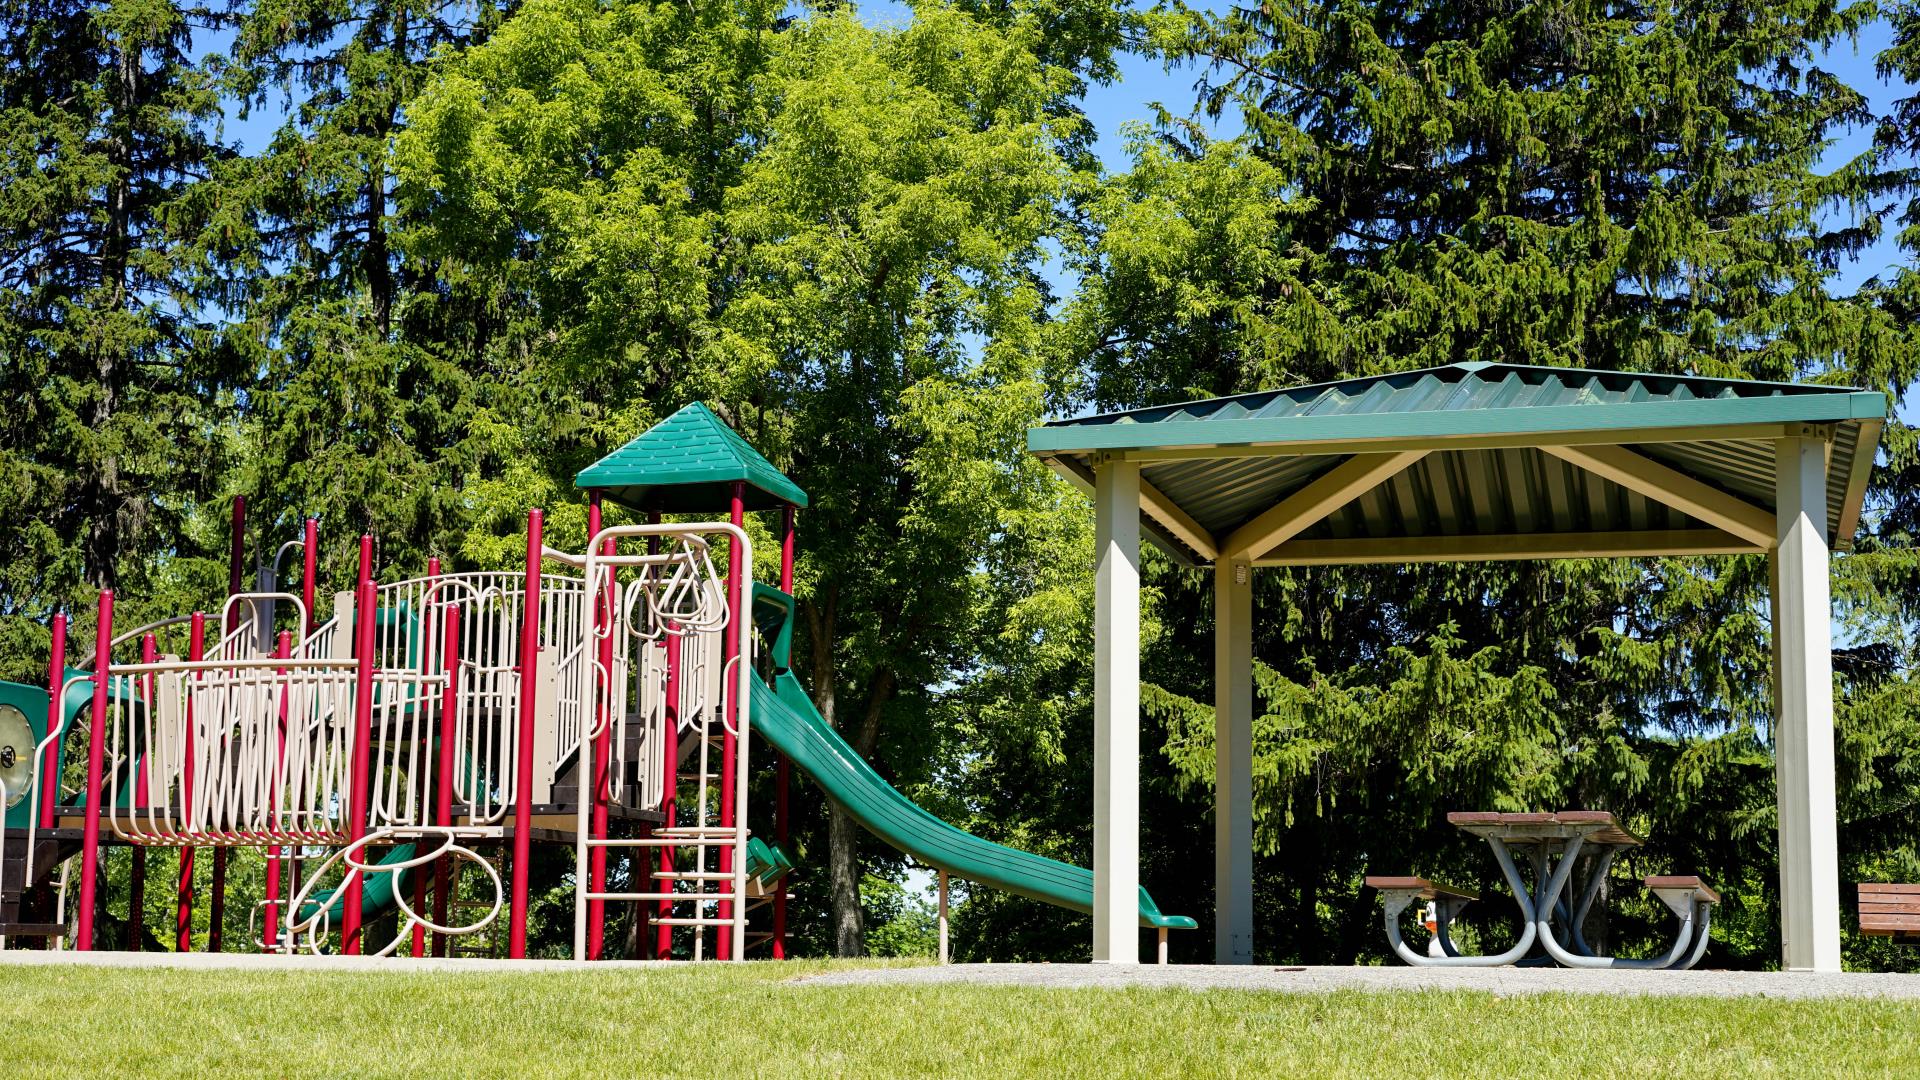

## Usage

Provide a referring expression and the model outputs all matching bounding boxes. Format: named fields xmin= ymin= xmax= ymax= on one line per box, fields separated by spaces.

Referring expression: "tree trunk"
xmin=363 ymin=7 xmax=401 ymax=337
xmin=85 ymin=34 xmax=139 ymax=593
xmin=805 ymin=587 xmax=866 ymax=955
xmin=826 ymin=803 xmax=864 ymax=956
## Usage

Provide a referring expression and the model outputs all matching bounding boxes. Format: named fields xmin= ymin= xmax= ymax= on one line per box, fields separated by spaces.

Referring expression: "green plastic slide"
xmin=751 ymin=670 xmax=1195 ymax=930
xmin=298 ymin=843 xmax=418 ymax=924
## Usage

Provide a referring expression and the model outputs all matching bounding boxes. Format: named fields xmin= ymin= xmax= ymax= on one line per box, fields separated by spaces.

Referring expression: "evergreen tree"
xmin=209 ymin=0 xmax=514 ymax=588
xmin=0 ymin=0 xmax=238 ymax=677
xmin=1039 ymin=0 xmax=1920 ymax=965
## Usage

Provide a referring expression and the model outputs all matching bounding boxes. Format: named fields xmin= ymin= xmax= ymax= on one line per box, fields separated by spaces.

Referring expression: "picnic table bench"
xmin=1368 ymin=810 xmax=1720 ymax=970
xmin=1363 ymin=876 xmax=1478 ymax=959
xmin=1859 ymin=883 xmax=1920 ymax=943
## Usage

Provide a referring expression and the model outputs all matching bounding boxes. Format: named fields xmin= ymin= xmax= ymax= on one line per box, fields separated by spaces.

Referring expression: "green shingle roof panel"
xmin=576 ymin=403 xmax=809 ymax=512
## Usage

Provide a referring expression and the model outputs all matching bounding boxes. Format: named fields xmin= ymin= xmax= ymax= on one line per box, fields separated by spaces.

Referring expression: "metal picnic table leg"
xmin=1568 ymin=848 xmax=1618 ymax=957
xmin=1535 ymin=837 xmax=1700 ymax=969
xmin=1378 ymin=838 xmax=1539 ymax=967
xmin=1673 ymin=902 xmax=1714 ymax=970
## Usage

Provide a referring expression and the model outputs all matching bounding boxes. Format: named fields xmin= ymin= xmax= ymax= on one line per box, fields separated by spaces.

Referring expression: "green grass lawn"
xmin=7 ymin=961 xmax=1918 ymax=1078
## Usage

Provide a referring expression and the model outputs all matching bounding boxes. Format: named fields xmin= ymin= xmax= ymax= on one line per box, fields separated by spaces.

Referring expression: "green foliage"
xmin=0 ymin=0 xmax=241 ymax=679
xmin=860 ymin=873 xmax=939 ymax=958
xmin=393 ymin=0 xmax=1102 ymax=951
xmin=1051 ymin=0 xmax=1920 ymax=967
xmin=4 ymin=0 xmax=1920 ymax=972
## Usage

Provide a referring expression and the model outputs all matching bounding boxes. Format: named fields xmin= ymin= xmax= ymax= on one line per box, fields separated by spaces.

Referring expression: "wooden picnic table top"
xmin=1445 ymin=810 xmax=1642 ymax=848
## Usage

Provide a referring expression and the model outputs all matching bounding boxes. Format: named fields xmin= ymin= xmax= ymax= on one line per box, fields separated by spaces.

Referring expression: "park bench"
xmin=1859 ymin=883 xmax=1920 ymax=943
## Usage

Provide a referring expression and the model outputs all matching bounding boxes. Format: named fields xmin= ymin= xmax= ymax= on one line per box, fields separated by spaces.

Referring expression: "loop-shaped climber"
xmin=623 ymin=538 xmax=729 ymax=642
xmin=275 ymin=828 xmax=503 ymax=957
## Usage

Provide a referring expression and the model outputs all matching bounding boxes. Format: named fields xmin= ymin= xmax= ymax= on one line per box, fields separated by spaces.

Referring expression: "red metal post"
xmin=433 ymin=603 xmax=461 ymax=958
xmin=76 ymin=590 xmax=114 ymax=951
xmin=509 ymin=509 xmax=543 ymax=959
xmin=587 ymin=493 xmax=612 ymax=959
xmin=176 ymin=613 xmax=204 ymax=951
xmin=341 ymin=540 xmax=377 ymax=954
xmin=773 ymin=503 xmax=796 ymax=958
xmin=40 ymin=612 xmax=67 ymax=829
xmin=716 ymin=482 xmax=744 ymax=958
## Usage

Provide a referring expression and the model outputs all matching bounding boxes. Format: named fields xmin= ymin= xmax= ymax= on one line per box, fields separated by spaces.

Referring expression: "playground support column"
xmin=1090 ymin=455 xmax=1140 ymax=964
xmin=717 ymin=482 xmax=744 ymax=959
xmin=774 ymin=503 xmax=795 ymax=959
xmin=509 ymin=509 xmax=543 ymax=960
xmin=176 ymin=613 xmax=205 ymax=951
xmin=1213 ymin=558 xmax=1254 ymax=965
xmin=937 ymin=869 xmax=949 ymax=964
xmin=342 ymin=540 xmax=377 ymax=954
xmin=587 ymin=492 xmax=610 ymax=960
xmin=1772 ymin=433 xmax=1842 ymax=973
xmin=76 ymin=590 xmax=113 ymax=952
xmin=433 ymin=603 xmax=461 ymax=958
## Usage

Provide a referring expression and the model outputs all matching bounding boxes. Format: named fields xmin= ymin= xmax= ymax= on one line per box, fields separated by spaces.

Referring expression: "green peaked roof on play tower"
xmin=576 ymin=402 xmax=809 ymax=512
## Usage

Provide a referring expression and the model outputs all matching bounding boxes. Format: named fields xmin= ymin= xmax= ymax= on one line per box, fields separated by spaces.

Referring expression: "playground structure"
xmin=0 ymin=403 xmax=1194 ymax=961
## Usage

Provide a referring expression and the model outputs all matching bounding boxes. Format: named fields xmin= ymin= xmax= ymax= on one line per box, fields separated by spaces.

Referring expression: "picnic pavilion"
xmin=1027 ymin=362 xmax=1887 ymax=973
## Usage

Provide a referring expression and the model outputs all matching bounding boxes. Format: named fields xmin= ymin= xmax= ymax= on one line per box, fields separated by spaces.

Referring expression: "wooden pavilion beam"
xmin=1140 ymin=475 xmax=1216 ymax=562
xmin=1252 ymin=528 xmax=1762 ymax=567
xmin=1539 ymin=443 xmax=1777 ymax=549
xmin=1221 ymin=451 xmax=1429 ymax=562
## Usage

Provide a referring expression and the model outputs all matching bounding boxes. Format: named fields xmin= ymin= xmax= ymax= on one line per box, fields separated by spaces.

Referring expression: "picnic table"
xmin=1365 ymin=810 xmax=1718 ymax=970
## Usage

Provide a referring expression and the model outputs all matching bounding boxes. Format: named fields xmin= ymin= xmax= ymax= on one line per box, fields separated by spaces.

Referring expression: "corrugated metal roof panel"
xmin=1035 ymin=364 xmax=1887 ymax=561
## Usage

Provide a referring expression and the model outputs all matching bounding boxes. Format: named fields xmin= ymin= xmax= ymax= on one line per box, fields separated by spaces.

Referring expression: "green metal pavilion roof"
xmin=1029 ymin=363 xmax=1886 ymax=566
xmin=576 ymin=402 xmax=809 ymax=513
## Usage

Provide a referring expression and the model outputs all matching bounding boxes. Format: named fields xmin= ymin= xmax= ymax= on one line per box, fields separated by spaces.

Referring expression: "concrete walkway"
xmin=6 ymin=950 xmax=1919 ymax=1000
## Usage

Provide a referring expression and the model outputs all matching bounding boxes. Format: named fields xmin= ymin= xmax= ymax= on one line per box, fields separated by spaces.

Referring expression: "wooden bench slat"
xmin=1859 ymin=883 xmax=1920 ymax=895
xmin=1861 ymin=919 xmax=1920 ymax=933
xmin=1364 ymin=876 xmax=1477 ymax=901
xmin=1445 ymin=810 xmax=1642 ymax=846
xmin=1645 ymin=875 xmax=1721 ymax=904
xmin=1861 ymin=901 xmax=1920 ymax=913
